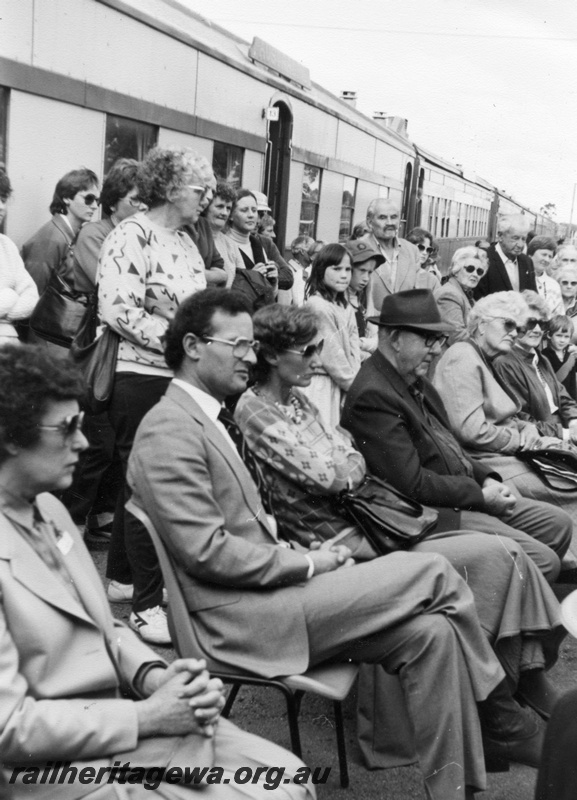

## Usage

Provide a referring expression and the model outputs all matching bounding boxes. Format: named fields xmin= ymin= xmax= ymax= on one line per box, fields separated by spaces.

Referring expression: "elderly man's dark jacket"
xmin=341 ymin=349 xmax=495 ymax=521
xmin=474 ymin=243 xmax=536 ymax=299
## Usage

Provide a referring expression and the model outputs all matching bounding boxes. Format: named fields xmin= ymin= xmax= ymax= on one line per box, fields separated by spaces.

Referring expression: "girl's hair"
xmin=548 ymin=314 xmax=573 ymax=338
xmin=305 ymin=243 xmax=351 ymax=307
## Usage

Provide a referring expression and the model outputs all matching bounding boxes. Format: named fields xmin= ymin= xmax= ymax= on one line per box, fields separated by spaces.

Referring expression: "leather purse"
xmin=334 ymin=474 xmax=439 ymax=556
xmin=70 ymin=289 xmax=119 ymax=415
xmin=29 ymin=269 xmax=88 ymax=347
xmin=517 ymin=447 xmax=577 ymax=492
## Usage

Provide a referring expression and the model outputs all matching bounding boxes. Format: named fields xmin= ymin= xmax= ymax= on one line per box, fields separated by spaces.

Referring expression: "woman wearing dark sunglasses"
xmin=407 ymin=227 xmax=442 ymax=282
xmin=434 ymin=291 xmax=577 ymax=534
xmin=21 ymin=167 xmax=100 ymax=297
xmin=437 ymin=246 xmax=487 ymax=346
xmin=492 ymin=291 xmax=577 ymax=444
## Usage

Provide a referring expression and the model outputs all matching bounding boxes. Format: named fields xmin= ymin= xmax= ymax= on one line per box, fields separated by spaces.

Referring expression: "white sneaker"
xmin=129 ymin=606 xmax=172 ymax=645
xmin=107 ymin=581 xmax=134 ymax=603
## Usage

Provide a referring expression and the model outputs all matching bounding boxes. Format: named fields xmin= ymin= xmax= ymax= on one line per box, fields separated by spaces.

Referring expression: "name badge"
xmin=57 ymin=529 xmax=74 ymax=556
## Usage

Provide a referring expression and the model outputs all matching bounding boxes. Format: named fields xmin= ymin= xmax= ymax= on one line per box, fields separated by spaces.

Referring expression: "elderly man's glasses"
xmin=285 ymin=340 xmax=324 ymax=358
xmin=37 ymin=412 xmax=85 ymax=439
xmin=400 ymin=328 xmax=448 ymax=348
xmin=463 ymin=264 xmax=486 ymax=277
xmin=202 ymin=336 xmax=260 ymax=358
xmin=417 ymin=244 xmax=434 ymax=254
xmin=80 ymin=194 xmax=100 ymax=206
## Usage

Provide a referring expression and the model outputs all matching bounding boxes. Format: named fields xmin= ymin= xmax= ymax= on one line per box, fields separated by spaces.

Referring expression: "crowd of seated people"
xmin=4 ymin=155 xmax=577 ymax=798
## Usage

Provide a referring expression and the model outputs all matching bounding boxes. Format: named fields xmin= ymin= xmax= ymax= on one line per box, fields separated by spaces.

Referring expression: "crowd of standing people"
xmin=1 ymin=147 xmax=577 ymax=799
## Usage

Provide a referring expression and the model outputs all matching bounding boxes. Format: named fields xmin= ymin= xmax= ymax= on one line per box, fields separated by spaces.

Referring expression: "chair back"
xmin=126 ymin=499 xmax=206 ymax=660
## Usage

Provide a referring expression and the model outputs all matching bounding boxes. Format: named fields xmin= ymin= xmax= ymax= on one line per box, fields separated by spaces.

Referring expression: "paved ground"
xmin=92 ymin=550 xmax=577 ymax=799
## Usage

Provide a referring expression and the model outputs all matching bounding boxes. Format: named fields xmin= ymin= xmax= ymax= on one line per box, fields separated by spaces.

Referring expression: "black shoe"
xmin=483 ymin=723 xmax=544 ymax=770
xmin=515 ymin=670 xmax=559 ymax=721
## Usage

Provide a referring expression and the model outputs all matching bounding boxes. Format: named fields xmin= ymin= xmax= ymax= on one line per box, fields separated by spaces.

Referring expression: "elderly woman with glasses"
xmin=234 ymin=304 xmax=567 ymax=773
xmin=436 ymin=246 xmax=487 ymax=346
xmin=556 ymin=264 xmax=577 ymax=341
xmin=491 ymin=290 xmax=577 ymax=444
xmin=434 ymin=291 xmax=577 ymax=530
xmin=98 ymin=145 xmax=211 ymax=647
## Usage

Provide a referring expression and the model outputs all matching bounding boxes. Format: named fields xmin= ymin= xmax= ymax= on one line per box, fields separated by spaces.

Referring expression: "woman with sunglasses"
xmin=492 ymin=291 xmax=577 ymax=444
xmin=556 ymin=264 xmax=577 ymax=341
xmin=98 ymin=145 xmax=211 ymax=646
xmin=407 ymin=227 xmax=442 ymax=282
xmin=437 ymin=246 xmax=487 ymax=346
xmin=434 ymin=291 xmax=577 ymax=527
xmin=21 ymin=167 xmax=100 ymax=297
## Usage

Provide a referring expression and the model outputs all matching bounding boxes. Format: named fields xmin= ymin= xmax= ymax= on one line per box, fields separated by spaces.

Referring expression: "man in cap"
xmin=251 ymin=190 xmax=272 ymax=218
xmin=360 ymin=199 xmax=439 ymax=316
xmin=342 ymin=289 xmax=571 ymax=583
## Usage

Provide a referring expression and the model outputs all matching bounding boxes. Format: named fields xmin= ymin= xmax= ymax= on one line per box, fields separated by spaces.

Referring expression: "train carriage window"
xmin=213 ymin=142 xmax=244 ymax=188
xmin=104 ymin=115 xmax=157 ymax=174
xmin=339 ymin=176 xmax=357 ymax=241
xmin=299 ymin=164 xmax=322 ymax=238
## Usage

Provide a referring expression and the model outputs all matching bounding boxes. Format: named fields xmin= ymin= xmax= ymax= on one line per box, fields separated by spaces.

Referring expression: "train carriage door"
xmin=400 ymin=161 xmax=412 ymax=237
xmin=264 ymin=101 xmax=293 ymax=252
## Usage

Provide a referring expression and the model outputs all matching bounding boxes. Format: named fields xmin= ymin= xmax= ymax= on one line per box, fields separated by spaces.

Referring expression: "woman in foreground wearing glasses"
xmin=436 ymin=246 xmax=487 ymax=346
xmin=235 ymin=304 xmax=566 ymax=770
xmin=434 ymin=291 xmax=577 ymax=519
xmin=21 ymin=167 xmax=100 ymax=296
xmin=98 ymin=145 xmax=210 ymax=646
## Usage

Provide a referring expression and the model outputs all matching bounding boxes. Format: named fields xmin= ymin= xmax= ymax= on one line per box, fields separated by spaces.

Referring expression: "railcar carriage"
xmin=0 ymin=0 xmax=562 ymax=258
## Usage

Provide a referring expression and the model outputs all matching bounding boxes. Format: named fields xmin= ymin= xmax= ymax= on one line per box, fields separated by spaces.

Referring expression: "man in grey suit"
xmin=128 ymin=288 xmax=541 ymax=800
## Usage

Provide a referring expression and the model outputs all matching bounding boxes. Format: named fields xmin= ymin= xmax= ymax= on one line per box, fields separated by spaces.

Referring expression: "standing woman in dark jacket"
xmin=224 ymin=189 xmax=293 ymax=291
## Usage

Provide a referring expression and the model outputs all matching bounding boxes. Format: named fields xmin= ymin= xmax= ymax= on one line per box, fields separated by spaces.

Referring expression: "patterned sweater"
xmin=98 ymin=212 xmax=206 ymax=373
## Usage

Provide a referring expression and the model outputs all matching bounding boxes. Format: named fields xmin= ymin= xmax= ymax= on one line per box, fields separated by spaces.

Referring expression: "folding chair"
xmin=127 ymin=499 xmax=358 ymax=788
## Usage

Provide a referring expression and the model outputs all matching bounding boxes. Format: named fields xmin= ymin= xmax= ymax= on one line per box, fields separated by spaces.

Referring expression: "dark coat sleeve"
xmin=341 ymin=358 xmax=488 ymax=510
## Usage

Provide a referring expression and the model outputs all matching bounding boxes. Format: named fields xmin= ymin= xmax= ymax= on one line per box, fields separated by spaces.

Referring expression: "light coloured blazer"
xmin=127 ymin=383 xmax=312 ymax=679
xmin=0 ymin=493 xmax=207 ymax=800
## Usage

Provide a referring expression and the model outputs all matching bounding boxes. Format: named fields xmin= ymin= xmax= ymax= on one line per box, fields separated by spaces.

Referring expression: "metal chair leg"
xmin=222 ymin=682 xmax=241 ymax=717
xmin=283 ymin=689 xmax=303 ymax=757
xmin=333 ymin=700 xmax=349 ymax=788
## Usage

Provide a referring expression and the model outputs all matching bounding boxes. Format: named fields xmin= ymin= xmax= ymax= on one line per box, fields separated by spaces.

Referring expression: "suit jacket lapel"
xmin=0 ymin=511 xmax=98 ymax=628
xmin=166 ymin=385 xmax=278 ymax=542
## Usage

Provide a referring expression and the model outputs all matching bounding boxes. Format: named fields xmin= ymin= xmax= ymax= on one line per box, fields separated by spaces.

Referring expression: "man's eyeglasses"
xmin=521 ymin=317 xmax=549 ymax=333
xmin=417 ymin=244 xmax=434 ymax=254
xmin=400 ymin=328 xmax=448 ymax=348
xmin=38 ymin=412 xmax=85 ymax=439
xmin=463 ymin=264 xmax=486 ymax=277
xmin=80 ymin=194 xmax=100 ymax=206
xmin=202 ymin=336 xmax=260 ymax=358
xmin=285 ymin=340 xmax=324 ymax=359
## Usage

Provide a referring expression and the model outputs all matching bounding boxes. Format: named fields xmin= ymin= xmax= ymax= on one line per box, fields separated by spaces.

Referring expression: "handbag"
xmin=29 ymin=269 xmax=88 ymax=347
xmin=334 ymin=474 xmax=439 ymax=556
xmin=70 ymin=289 xmax=119 ymax=415
xmin=230 ymin=268 xmax=275 ymax=312
xmin=517 ymin=447 xmax=577 ymax=492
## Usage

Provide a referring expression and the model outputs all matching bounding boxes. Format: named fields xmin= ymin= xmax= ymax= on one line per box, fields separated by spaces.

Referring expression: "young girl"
xmin=345 ymin=241 xmax=382 ymax=359
xmin=303 ymin=243 xmax=361 ymax=429
xmin=543 ymin=314 xmax=577 ymax=401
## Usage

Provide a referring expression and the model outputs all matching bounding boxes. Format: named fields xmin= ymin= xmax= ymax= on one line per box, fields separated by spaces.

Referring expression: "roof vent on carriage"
xmin=340 ymin=91 xmax=357 ymax=108
xmin=372 ymin=113 xmax=409 ymax=138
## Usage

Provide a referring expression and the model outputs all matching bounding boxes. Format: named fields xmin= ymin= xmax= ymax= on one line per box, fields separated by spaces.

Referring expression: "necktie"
xmin=218 ymin=407 xmax=273 ymax=514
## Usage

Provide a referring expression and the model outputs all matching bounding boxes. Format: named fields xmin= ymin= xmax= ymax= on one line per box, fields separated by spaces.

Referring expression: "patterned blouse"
xmin=235 ymin=387 xmax=375 ymax=559
xmin=98 ymin=212 xmax=206 ymax=373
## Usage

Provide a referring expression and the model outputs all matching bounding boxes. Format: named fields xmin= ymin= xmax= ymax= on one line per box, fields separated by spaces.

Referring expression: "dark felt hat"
xmin=344 ymin=240 xmax=385 ymax=266
xmin=366 ymin=289 xmax=454 ymax=332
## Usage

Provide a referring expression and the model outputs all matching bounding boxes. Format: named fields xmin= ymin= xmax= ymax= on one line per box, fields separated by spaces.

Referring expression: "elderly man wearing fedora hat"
xmin=342 ymin=287 xmax=571 ymax=714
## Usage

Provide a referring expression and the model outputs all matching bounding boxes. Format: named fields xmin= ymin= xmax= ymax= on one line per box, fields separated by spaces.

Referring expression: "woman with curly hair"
xmin=98 ymin=145 xmax=212 ymax=646
xmin=201 ymin=182 xmax=244 ymax=286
